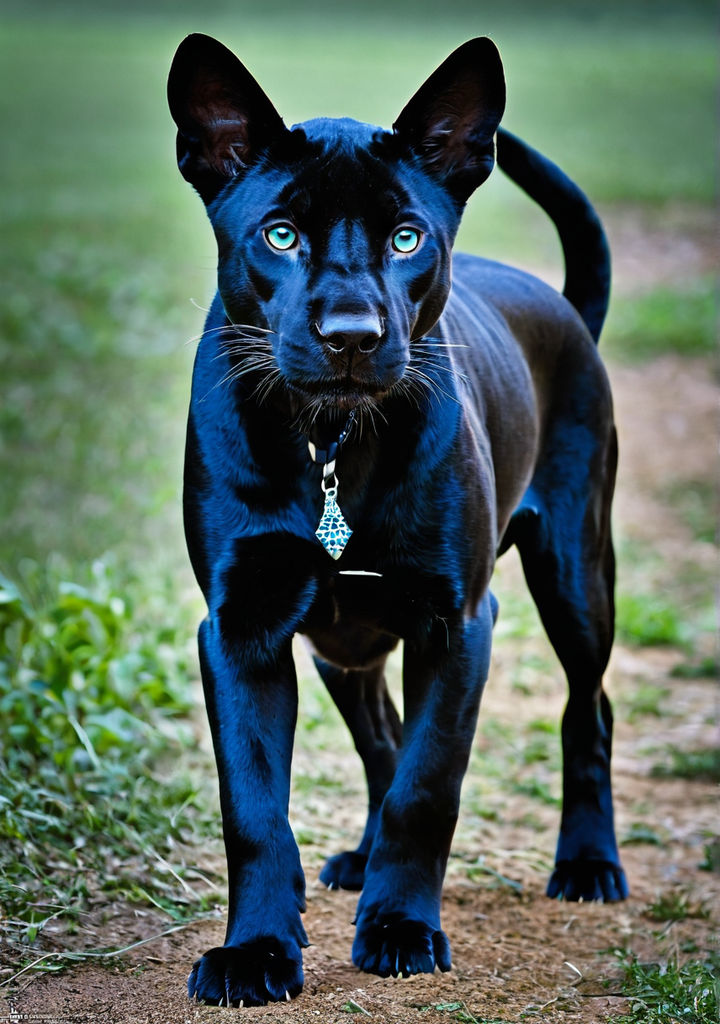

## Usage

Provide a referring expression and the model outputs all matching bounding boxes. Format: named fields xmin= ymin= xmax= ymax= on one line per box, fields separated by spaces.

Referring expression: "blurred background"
xmin=0 ymin=0 xmax=715 ymax=577
xmin=0 ymin=0 xmax=717 ymax=991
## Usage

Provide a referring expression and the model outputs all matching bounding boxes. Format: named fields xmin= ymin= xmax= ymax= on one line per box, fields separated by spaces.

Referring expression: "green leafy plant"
xmin=615 ymin=593 xmax=684 ymax=647
xmin=0 ymin=559 xmax=218 ymax=946
xmin=423 ymin=1002 xmax=493 ymax=1023
xmin=621 ymin=822 xmax=665 ymax=846
xmin=614 ymin=950 xmax=719 ymax=1023
xmin=651 ymin=746 xmax=720 ymax=783
xmin=620 ymin=684 xmax=671 ymax=722
xmin=464 ymin=858 xmax=523 ymax=894
xmin=645 ymin=890 xmax=709 ymax=922
xmin=341 ymin=998 xmax=372 ymax=1016
xmin=670 ymin=655 xmax=718 ymax=680
xmin=699 ymin=839 xmax=720 ymax=874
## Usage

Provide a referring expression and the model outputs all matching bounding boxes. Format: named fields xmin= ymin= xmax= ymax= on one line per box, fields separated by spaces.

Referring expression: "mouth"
xmin=288 ymin=374 xmax=393 ymax=411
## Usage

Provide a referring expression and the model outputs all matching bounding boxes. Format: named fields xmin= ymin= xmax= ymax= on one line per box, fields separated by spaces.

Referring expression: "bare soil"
xmin=1 ymin=220 xmax=717 ymax=1023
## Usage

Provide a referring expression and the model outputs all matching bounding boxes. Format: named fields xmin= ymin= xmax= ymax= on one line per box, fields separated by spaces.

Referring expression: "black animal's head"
xmin=168 ymin=35 xmax=505 ymax=415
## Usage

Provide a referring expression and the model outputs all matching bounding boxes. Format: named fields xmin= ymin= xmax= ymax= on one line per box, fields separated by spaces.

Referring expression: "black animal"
xmin=167 ymin=34 xmax=627 ymax=1007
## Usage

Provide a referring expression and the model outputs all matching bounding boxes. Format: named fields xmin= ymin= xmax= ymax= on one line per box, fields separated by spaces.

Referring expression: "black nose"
xmin=315 ymin=313 xmax=383 ymax=356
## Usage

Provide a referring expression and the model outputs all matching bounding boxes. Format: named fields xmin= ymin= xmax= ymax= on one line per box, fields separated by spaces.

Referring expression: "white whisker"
xmin=414 ymin=339 xmax=469 ymax=350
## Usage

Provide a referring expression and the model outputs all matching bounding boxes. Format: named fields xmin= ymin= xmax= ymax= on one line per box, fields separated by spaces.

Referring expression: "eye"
xmin=264 ymin=224 xmax=298 ymax=251
xmin=391 ymin=227 xmax=422 ymax=254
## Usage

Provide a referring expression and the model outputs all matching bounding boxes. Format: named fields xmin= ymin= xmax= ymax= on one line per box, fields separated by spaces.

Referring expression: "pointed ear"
xmin=393 ymin=38 xmax=506 ymax=204
xmin=167 ymin=34 xmax=287 ymax=204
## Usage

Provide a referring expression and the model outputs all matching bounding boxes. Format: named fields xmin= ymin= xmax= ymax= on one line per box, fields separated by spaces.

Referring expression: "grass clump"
xmin=651 ymin=746 xmax=720 ymax=784
xmin=621 ymin=822 xmax=665 ymax=847
xmin=0 ymin=558 xmax=217 ymax=947
xmin=670 ymin=655 xmax=718 ymax=680
xmin=620 ymin=684 xmax=671 ymax=721
xmin=699 ymin=840 xmax=720 ymax=874
xmin=423 ymin=1002 xmax=502 ymax=1023
xmin=615 ymin=592 xmax=684 ymax=647
xmin=614 ymin=950 xmax=719 ymax=1024
xmin=645 ymin=890 xmax=709 ymax=923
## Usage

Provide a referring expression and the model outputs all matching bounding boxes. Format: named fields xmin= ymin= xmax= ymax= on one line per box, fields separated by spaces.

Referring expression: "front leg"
xmin=189 ymin=536 xmax=319 ymax=1007
xmin=352 ymin=592 xmax=494 ymax=977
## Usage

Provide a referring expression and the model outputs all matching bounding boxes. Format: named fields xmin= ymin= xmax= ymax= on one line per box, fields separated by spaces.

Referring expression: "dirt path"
xmin=1 ymin=238 xmax=717 ymax=1022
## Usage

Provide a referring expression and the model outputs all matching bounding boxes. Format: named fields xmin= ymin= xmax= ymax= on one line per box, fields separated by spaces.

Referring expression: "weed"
xmin=699 ymin=840 xmax=720 ymax=874
xmin=512 ymin=778 xmax=561 ymax=807
xmin=645 ymin=890 xmax=709 ymax=922
xmin=520 ymin=737 xmax=554 ymax=766
xmin=621 ymin=823 xmax=666 ymax=846
xmin=651 ymin=747 xmax=720 ymax=783
xmin=464 ymin=858 xmax=523 ymax=894
xmin=528 ymin=718 xmax=558 ymax=735
xmin=0 ymin=559 xmax=218 ymax=948
xmin=670 ymin=656 xmax=718 ymax=680
xmin=615 ymin=593 xmax=684 ymax=647
xmin=341 ymin=998 xmax=372 ymax=1016
xmin=613 ymin=950 xmax=719 ymax=1023
xmin=619 ymin=684 xmax=671 ymax=721
xmin=422 ymin=999 xmax=501 ymax=1022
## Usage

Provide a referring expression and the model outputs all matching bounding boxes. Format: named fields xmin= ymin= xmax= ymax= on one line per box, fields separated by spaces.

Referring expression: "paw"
xmin=187 ymin=937 xmax=303 ymax=1006
xmin=352 ymin=914 xmax=452 ymax=977
xmin=547 ymin=859 xmax=629 ymax=902
xmin=319 ymin=851 xmax=367 ymax=891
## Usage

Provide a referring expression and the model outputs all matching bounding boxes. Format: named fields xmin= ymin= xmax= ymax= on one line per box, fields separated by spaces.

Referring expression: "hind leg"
xmin=512 ymin=422 xmax=628 ymax=902
xmin=313 ymin=657 xmax=401 ymax=890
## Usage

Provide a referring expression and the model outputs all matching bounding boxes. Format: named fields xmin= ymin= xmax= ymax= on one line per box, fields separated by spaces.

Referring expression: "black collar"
xmin=306 ymin=408 xmax=357 ymax=468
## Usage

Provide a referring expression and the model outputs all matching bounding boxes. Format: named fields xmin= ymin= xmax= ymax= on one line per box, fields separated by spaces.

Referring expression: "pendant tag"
xmin=315 ymin=487 xmax=352 ymax=560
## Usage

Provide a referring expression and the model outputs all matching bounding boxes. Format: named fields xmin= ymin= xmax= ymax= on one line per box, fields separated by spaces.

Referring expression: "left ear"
xmin=393 ymin=38 xmax=505 ymax=204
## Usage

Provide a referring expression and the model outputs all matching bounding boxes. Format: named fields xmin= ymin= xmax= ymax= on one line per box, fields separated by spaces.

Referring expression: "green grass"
xmin=619 ymin=684 xmax=671 ymax=722
xmin=0 ymin=559 xmax=219 ymax=946
xmin=670 ymin=656 xmax=718 ymax=679
xmin=700 ymin=840 xmax=720 ymax=874
xmin=615 ymin=592 xmax=686 ymax=647
xmin=621 ymin=822 xmax=666 ymax=846
xmin=613 ymin=950 xmax=719 ymax=1024
xmin=603 ymin=279 xmax=717 ymax=362
xmin=645 ymin=890 xmax=709 ymax=922
xmin=0 ymin=3 xmax=715 ymax=571
xmin=422 ymin=1002 xmax=506 ymax=1023
xmin=0 ymin=0 xmax=716 ymax=984
xmin=462 ymin=859 xmax=524 ymax=895
xmin=651 ymin=746 xmax=720 ymax=783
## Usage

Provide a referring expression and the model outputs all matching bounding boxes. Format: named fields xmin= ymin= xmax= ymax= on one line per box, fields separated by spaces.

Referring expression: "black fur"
xmin=168 ymin=34 xmax=627 ymax=1007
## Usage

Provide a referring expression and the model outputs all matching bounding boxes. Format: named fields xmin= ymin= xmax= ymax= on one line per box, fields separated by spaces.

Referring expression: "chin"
xmin=288 ymin=378 xmax=395 ymax=414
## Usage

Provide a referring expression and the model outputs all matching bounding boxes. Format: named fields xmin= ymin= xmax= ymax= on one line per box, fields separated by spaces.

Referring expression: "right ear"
xmin=167 ymin=34 xmax=287 ymax=204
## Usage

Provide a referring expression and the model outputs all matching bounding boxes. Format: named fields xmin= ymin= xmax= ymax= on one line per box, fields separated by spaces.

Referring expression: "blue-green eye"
xmin=391 ymin=227 xmax=422 ymax=254
xmin=265 ymin=224 xmax=298 ymax=251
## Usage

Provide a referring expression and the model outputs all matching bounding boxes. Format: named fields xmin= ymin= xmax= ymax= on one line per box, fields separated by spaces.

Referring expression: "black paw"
xmin=547 ymin=860 xmax=629 ymax=902
xmin=352 ymin=914 xmax=452 ymax=977
xmin=319 ymin=851 xmax=367 ymax=891
xmin=187 ymin=937 xmax=303 ymax=1007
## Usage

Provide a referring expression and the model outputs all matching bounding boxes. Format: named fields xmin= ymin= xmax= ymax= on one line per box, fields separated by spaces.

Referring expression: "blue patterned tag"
xmin=315 ymin=488 xmax=352 ymax=560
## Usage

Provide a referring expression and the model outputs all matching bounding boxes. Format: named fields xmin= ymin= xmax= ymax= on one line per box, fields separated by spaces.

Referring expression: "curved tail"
xmin=495 ymin=127 xmax=610 ymax=344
